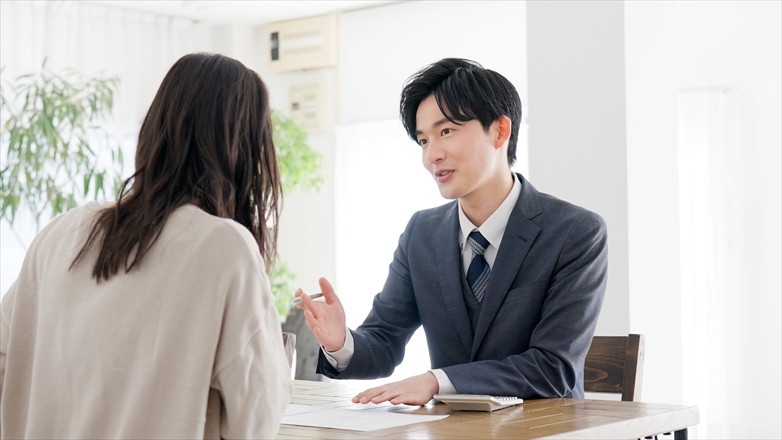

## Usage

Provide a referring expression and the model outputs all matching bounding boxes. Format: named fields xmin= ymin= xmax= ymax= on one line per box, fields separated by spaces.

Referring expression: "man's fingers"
xmin=303 ymin=308 xmax=320 ymax=331
xmin=294 ymin=288 xmax=305 ymax=309
xmin=318 ymin=277 xmax=340 ymax=305
xmin=352 ymin=386 xmax=401 ymax=405
xmin=353 ymin=387 xmax=380 ymax=404
xmin=389 ymin=396 xmax=406 ymax=405
xmin=299 ymin=291 xmax=320 ymax=317
xmin=351 ymin=374 xmax=436 ymax=406
xmin=312 ymin=326 xmax=328 ymax=341
xmin=371 ymin=389 xmax=399 ymax=404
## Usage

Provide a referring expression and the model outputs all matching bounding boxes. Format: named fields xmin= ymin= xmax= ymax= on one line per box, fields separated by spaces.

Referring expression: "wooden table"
xmin=277 ymin=379 xmax=699 ymax=439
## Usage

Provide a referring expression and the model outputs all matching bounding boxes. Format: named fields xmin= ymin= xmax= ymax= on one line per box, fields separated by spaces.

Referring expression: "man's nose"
xmin=425 ymin=139 xmax=446 ymax=164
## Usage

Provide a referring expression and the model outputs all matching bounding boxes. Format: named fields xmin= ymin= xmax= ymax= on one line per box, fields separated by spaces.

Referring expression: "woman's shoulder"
xmin=173 ymin=205 xmax=264 ymax=264
xmin=30 ymin=202 xmax=104 ymax=246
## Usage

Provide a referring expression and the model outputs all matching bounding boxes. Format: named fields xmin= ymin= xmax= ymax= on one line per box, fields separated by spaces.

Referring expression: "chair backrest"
xmin=584 ymin=334 xmax=645 ymax=402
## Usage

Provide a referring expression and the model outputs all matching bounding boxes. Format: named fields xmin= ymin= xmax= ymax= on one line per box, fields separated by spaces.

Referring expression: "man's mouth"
xmin=436 ymin=170 xmax=454 ymax=182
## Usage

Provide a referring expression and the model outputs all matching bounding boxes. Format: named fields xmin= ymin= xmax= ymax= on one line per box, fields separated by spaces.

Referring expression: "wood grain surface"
xmin=277 ymin=379 xmax=698 ymax=439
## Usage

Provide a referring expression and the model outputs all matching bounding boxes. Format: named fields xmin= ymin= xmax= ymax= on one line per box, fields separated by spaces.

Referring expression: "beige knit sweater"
xmin=0 ymin=202 xmax=293 ymax=438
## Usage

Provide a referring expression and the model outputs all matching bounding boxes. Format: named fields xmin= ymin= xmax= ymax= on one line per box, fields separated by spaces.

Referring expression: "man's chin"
xmin=436 ymin=188 xmax=462 ymax=200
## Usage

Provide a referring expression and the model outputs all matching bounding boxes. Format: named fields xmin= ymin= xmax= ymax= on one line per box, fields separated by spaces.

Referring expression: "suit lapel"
xmin=470 ymin=175 xmax=542 ymax=360
xmin=435 ymin=202 xmax=474 ymax=356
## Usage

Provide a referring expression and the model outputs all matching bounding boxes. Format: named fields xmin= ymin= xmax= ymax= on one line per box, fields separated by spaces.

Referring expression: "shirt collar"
xmin=458 ymin=173 xmax=522 ymax=251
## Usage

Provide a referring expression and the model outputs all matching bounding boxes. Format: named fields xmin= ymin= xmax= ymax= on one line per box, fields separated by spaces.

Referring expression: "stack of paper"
xmin=282 ymin=403 xmax=449 ymax=431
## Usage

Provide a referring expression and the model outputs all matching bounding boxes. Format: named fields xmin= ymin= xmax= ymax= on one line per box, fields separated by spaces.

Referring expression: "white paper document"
xmin=282 ymin=403 xmax=449 ymax=431
xmin=284 ymin=403 xmax=325 ymax=416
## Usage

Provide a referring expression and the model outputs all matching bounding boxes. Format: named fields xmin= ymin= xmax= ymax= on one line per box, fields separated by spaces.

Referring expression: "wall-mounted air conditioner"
xmin=267 ymin=14 xmax=338 ymax=72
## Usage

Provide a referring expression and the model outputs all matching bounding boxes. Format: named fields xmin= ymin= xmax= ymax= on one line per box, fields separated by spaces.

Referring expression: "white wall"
xmin=526 ymin=1 xmax=630 ymax=338
xmin=624 ymin=1 xmax=683 ymax=405
xmin=339 ymin=1 xmax=527 ymax=124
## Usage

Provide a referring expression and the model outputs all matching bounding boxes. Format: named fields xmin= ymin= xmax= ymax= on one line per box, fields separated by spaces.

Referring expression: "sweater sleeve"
xmin=212 ymin=323 xmax=293 ymax=439
xmin=209 ymin=226 xmax=293 ymax=439
xmin=0 ymin=284 xmax=11 ymax=402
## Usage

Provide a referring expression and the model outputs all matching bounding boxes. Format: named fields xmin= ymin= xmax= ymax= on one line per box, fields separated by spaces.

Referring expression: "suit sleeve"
xmin=442 ymin=211 xmax=608 ymax=398
xmin=317 ymin=213 xmax=421 ymax=379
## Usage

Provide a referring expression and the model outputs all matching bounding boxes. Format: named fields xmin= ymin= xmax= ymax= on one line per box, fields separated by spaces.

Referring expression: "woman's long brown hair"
xmin=72 ymin=53 xmax=281 ymax=282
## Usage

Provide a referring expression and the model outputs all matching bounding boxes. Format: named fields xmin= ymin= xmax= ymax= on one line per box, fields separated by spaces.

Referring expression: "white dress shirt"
xmin=324 ymin=174 xmax=522 ymax=394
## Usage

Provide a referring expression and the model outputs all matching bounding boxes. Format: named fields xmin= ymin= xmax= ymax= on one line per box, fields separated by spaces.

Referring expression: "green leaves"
xmin=270 ymin=260 xmax=297 ymax=323
xmin=272 ymin=110 xmax=324 ymax=194
xmin=0 ymin=61 xmax=122 ymax=234
xmin=269 ymin=110 xmax=324 ymax=323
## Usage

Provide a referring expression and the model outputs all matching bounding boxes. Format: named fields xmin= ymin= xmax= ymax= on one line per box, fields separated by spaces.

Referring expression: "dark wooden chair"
xmin=584 ymin=335 xmax=689 ymax=440
xmin=584 ymin=334 xmax=645 ymax=402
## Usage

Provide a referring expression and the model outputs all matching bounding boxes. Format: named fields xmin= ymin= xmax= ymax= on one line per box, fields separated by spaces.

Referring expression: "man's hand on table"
xmin=352 ymin=372 xmax=439 ymax=406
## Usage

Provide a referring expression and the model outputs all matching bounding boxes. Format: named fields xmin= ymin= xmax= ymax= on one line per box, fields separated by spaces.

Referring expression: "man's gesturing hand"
xmin=351 ymin=372 xmax=439 ymax=406
xmin=295 ymin=277 xmax=346 ymax=352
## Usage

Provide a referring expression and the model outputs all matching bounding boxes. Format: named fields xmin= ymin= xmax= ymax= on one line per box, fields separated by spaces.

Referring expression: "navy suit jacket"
xmin=317 ymin=174 xmax=608 ymax=399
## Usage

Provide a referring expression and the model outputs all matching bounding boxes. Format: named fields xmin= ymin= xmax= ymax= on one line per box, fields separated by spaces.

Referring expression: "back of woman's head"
xmin=73 ymin=53 xmax=281 ymax=282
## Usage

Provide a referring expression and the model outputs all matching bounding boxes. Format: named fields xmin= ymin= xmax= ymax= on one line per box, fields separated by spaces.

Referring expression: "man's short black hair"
xmin=400 ymin=58 xmax=522 ymax=166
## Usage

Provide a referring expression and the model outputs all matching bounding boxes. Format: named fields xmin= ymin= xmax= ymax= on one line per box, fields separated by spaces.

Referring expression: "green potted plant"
xmin=0 ymin=62 xmax=123 ymax=245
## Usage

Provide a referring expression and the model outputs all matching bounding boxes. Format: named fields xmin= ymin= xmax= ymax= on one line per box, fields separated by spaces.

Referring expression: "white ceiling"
xmin=86 ymin=1 xmax=399 ymax=25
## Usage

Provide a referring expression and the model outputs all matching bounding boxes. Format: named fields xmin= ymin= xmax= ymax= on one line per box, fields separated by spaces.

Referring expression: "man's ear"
xmin=494 ymin=115 xmax=512 ymax=150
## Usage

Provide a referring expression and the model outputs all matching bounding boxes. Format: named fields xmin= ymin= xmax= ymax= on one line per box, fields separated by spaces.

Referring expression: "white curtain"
xmin=0 ymin=0 xmax=202 ymax=122
xmin=679 ymin=89 xmax=782 ymax=438
xmin=0 ymin=0 xmax=208 ymax=296
xmin=678 ymin=89 xmax=734 ymax=438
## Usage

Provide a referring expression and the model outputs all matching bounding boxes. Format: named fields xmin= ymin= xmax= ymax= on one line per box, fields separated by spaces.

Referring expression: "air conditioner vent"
xmin=267 ymin=14 xmax=338 ymax=72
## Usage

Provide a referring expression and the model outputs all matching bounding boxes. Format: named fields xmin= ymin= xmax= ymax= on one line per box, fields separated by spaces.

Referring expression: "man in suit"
xmin=296 ymin=58 xmax=607 ymax=405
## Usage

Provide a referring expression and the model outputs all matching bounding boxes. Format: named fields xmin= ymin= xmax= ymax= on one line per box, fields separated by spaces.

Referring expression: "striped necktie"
xmin=466 ymin=230 xmax=491 ymax=303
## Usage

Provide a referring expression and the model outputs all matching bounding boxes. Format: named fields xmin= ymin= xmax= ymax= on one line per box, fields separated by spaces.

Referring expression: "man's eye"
xmin=418 ymin=139 xmax=428 ymax=146
xmin=442 ymin=128 xmax=452 ymax=136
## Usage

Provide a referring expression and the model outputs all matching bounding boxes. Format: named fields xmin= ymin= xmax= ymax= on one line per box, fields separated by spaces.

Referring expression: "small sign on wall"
xmin=290 ymin=82 xmax=325 ymax=131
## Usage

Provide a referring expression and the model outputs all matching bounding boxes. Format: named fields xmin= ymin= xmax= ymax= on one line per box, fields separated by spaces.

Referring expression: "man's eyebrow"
xmin=415 ymin=117 xmax=452 ymax=136
xmin=432 ymin=117 xmax=451 ymax=127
